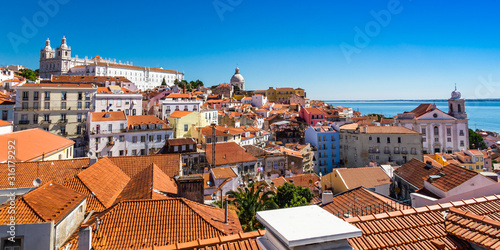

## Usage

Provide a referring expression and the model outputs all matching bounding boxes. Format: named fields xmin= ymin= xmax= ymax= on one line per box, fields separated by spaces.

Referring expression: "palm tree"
xmin=227 ymin=182 xmax=278 ymax=231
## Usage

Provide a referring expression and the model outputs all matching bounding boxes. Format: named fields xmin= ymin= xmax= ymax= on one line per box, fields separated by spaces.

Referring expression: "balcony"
xmin=18 ymin=120 xmax=29 ymax=125
xmin=401 ymin=150 xmax=408 ymax=154
xmin=59 ymin=132 xmax=68 ymax=136
xmin=106 ymin=141 xmax=115 ymax=147
xmin=58 ymin=119 xmax=68 ymax=124
xmin=393 ymin=149 xmax=400 ymax=154
xmin=40 ymin=120 xmax=51 ymax=124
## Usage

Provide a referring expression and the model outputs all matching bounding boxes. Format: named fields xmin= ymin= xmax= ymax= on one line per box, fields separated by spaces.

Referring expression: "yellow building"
xmin=426 ymin=151 xmax=486 ymax=172
xmin=266 ymin=87 xmax=305 ymax=103
xmin=167 ymin=111 xmax=203 ymax=138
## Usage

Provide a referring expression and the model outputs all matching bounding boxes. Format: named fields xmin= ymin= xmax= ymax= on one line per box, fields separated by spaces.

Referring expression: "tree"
xmin=20 ymin=68 xmax=38 ymax=81
xmin=469 ymin=129 xmax=487 ymax=149
xmin=227 ymin=182 xmax=277 ymax=231
xmin=161 ymin=77 xmax=167 ymax=86
xmin=173 ymin=79 xmax=180 ymax=86
xmin=195 ymin=79 xmax=204 ymax=87
xmin=274 ymin=182 xmax=314 ymax=208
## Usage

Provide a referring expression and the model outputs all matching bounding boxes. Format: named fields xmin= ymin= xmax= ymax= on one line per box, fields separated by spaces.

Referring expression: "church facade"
xmin=395 ymin=87 xmax=469 ymax=154
xmin=39 ymin=37 xmax=184 ymax=90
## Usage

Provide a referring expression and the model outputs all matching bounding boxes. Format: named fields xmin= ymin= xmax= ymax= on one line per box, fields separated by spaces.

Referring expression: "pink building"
xmin=300 ymin=107 xmax=326 ymax=126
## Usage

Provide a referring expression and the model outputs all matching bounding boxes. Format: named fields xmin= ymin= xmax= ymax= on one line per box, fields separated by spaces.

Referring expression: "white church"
xmin=395 ymin=87 xmax=469 ymax=154
xmin=39 ymin=37 xmax=184 ymax=90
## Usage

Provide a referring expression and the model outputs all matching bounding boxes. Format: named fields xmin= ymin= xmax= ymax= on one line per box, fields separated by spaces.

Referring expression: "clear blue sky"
xmin=2 ymin=0 xmax=500 ymax=100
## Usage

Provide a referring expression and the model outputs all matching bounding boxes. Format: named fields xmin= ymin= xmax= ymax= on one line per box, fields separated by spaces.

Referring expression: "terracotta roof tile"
xmin=429 ymin=164 xmax=480 ymax=192
xmin=116 ymin=163 xmax=177 ymax=202
xmin=76 ymin=157 xmax=130 ymax=208
xmin=0 ymin=181 xmax=85 ymax=225
xmin=211 ymin=167 xmax=238 ymax=179
xmin=336 ymin=167 xmax=392 ymax=189
xmin=346 ymin=195 xmax=500 ymax=250
xmin=321 ymin=187 xmax=410 ymax=218
xmin=144 ymin=230 xmax=265 ymax=250
xmin=64 ymin=199 xmax=242 ymax=249
xmin=169 ymin=111 xmax=195 ymax=118
xmin=127 ymin=115 xmax=168 ymax=128
xmin=108 ymin=154 xmax=181 ymax=178
xmin=0 ymin=128 xmax=75 ymax=162
xmin=0 ymin=158 xmax=89 ymax=189
xmin=394 ymin=158 xmax=443 ymax=189
xmin=206 ymin=142 xmax=258 ymax=166
xmin=91 ymin=111 xmax=126 ymax=122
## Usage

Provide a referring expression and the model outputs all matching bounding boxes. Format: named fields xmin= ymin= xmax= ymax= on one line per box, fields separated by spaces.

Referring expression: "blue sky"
xmin=1 ymin=0 xmax=500 ymax=100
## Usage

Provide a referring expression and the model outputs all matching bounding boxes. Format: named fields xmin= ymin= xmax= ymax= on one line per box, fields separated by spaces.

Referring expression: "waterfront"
xmin=325 ymin=100 xmax=500 ymax=133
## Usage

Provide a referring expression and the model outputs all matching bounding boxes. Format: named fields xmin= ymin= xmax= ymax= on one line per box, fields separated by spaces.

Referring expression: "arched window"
xmin=458 ymin=104 xmax=462 ymax=113
xmin=434 ymin=126 xmax=439 ymax=136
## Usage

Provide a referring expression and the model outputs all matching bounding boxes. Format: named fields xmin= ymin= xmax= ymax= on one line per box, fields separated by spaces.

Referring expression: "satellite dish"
xmin=33 ymin=178 xmax=42 ymax=187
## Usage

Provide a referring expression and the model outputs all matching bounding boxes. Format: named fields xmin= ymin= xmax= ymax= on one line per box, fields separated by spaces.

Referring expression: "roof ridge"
xmin=146 ymin=230 xmax=266 ymax=250
xmin=447 ymin=207 xmax=500 ymax=228
xmin=74 ymin=175 xmax=107 ymax=209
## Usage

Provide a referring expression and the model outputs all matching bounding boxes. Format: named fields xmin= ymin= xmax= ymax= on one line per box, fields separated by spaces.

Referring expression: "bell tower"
xmin=448 ymin=85 xmax=467 ymax=119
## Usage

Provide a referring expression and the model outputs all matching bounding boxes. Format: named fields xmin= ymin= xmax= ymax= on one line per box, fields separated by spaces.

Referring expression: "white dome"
xmin=230 ymin=67 xmax=244 ymax=84
xmin=451 ymin=86 xmax=461 ymax=99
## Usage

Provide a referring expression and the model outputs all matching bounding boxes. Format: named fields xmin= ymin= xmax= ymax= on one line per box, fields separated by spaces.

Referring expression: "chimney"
xmin=176 ymin=176 xmax=204 ymax=203
xmin=256 ymin=206 xmax=362 ymax=249
xmin=88 ymin=156 xmax=98 ymax=167
xmin=224 ymin=198 xmax=229 ymax=224
xmin=322 ymin=191 xmax=333 ymax=205
xmin=78 ymin=225 xmax=92 ymax=250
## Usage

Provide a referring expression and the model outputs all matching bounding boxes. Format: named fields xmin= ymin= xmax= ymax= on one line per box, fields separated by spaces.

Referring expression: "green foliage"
xmin=161 ymin=77 xmax=167 ymax=86
xmin=20 ymin=68 xmax=38 ymax=81
xmin=274 ymin=182 xmax=314 ymax=208
xmin=233 ymin=85 xmax=241 ymax=92
xmin=469 ymin=129 xmax=487 ymax=149
xmin=493 ymin=160 xmax=499 ymax=164
xmin=173 ymin=79 xmax=180 ymax=86
xmin=227 ymin=183 xmax=277 ymax=232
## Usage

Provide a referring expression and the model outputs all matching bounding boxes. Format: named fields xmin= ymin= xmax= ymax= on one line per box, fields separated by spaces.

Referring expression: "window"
xmin=85 ymin=92 xmax=90 ymax=100
xmin=387 ymin=137 xmax=391 ymax=143
xmin=108 ymin=151 xmax=112 ymax=157
xmin=140 ymin=149 xmax=146 ymax=155
xmin=149 ymin=135 xmax=153 ymax=142
xmin=132 ymin=149 xmax=137 ymax=155
xmin=61 ymin=102 xmax=67 ymax=110
xmin=33 ymin=102 xmax=39 ymax=110
xmin=141 ymin=136 xmax=146 ymax=142
xmin=184 ymin=124 xmax=188 ymax=132
xmin=77 ymin=102 xmax=82 ymax=109
xmin=132 ymin=136 xmax=137 ymax=143
xmin=157 ymin=135 xmax=161 ymax=142
xmin=45 ymin=102 xmax=50 ymax=110
xmin=460 ymin=140 xmax=464 ymax=147
xmin=85 ymin=102 xmax=90 ymax=109
xmin=101 ymin=99 xmax=106 ymax=105
xmin=125 ymin=109 xmax=129 ymax=115
xmin=119 ymin=135 xmax=124 ymax=142
xmin=459 ymin=130 xmax=464 ymax=136
xmin=132 ymin=109 xmax=136 ymax=115
xmin=3 ymin=237 xmax=23 ymax=250
xmin=434 ymin=126 xmax=439 ymax=136
xmin=22 ymin=91 xmax=29 ymax=100
xmin=447 ymin=127 xmax=451 ymax=136
xmin=2 ymin=110 xmax=8 ymax=120
xmin=44 ymin=114 xmax=50 ymax=122
xmin=33 ymin=114 xmax=38 ymax=123
xmin=117 ymin=99 xmax=122 ymax=106
xmin=398 ymin=137 xmax=401 ymax=143
xmin=376 ymin=137 xmax=380 ymax=143
xmin=22 ymin=102 xmax=28 ymax=109
xmin=369 ymin=136 xmax=372 ymax=141
xmin=77 ymin=125 xmax=82 ymax=134
xmin=61 ymin=92 xmax=67 ymax=100
xmin=323 ymin=136 xmax=326 ymax=141
xmin=119 ymin=150 xmax=124 ymax=156
xmin=421 ymin=128 xmax=426 ymax=135
xmin=447 ymin=138 xmax=451 ymax=142
xmin=78 ymin=92 xmax=82 ymax=100
xmin=108 ymin=124 xmax=112 ymax=132
xmin=34 ymin=91 xmax=39 ymax=100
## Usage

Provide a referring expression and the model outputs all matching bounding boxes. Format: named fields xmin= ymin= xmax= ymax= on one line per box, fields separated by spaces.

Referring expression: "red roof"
xmin=206 ymin=142 xmax=258 ymax=166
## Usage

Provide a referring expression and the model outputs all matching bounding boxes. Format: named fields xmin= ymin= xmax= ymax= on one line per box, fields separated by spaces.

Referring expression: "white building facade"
xmin=39 ymin=37 xmax=184 ymax=90
xmin=160 ymin=93 xmax=203 ymax=119
xmin=87 ymin=111 xmax=173 ymax=157
xmin=95 ymin=86 xmax=143 ymax=115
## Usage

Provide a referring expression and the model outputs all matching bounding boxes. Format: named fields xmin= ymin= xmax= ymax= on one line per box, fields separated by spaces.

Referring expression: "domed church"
xmin=230 ymin=67 xmax=245 ymax=91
